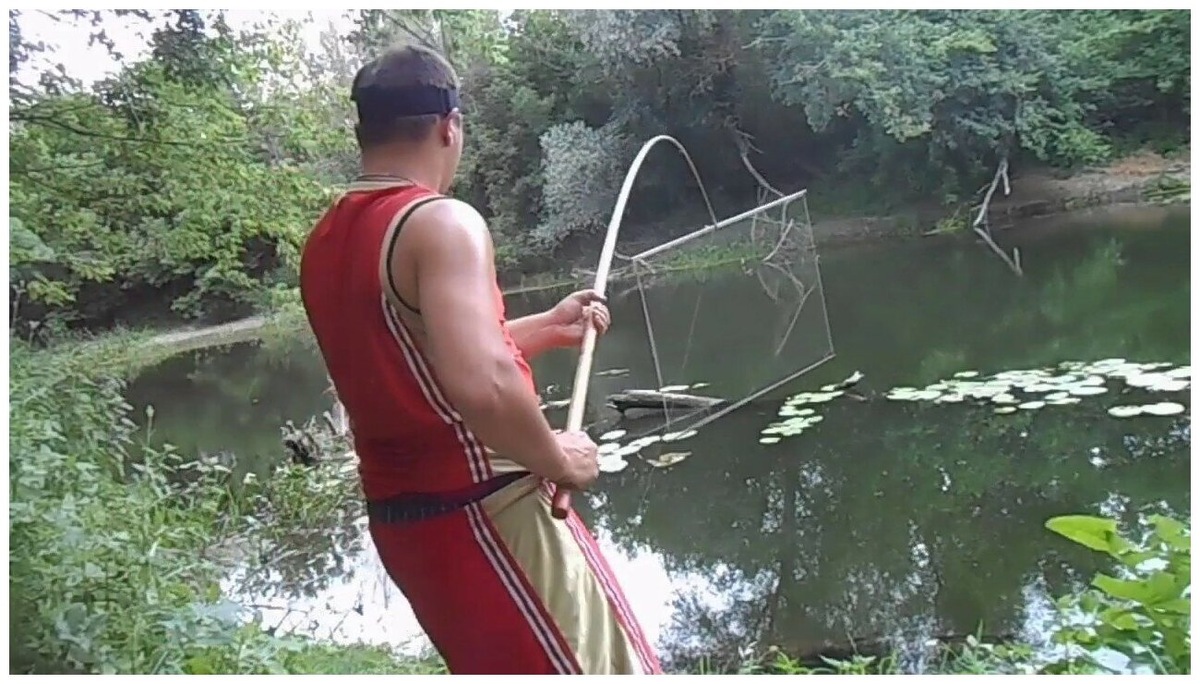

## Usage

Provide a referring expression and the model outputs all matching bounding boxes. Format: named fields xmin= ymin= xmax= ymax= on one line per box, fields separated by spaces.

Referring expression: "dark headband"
xmin=352 ymin=84 xmax=460 ymax=120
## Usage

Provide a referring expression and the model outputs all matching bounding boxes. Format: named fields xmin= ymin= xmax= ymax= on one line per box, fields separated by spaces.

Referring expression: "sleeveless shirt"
xmin=300 ymin=181 xmax=535 ymax=500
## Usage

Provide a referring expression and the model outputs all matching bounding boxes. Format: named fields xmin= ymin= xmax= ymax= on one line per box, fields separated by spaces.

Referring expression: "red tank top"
xmin=299 ymin=182 xmax=537 ymax=500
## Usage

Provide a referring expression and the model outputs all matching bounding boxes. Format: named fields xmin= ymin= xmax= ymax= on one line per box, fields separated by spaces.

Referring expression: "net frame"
xmin=551 ymin=134 xmax=836 ymax=516
xmin=620 ymin=186 xmax=837 ymax=438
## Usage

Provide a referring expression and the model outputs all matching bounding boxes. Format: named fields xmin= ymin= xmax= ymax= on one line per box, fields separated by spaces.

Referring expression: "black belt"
xmin=366 ymin=471 xmax=527 ymax=524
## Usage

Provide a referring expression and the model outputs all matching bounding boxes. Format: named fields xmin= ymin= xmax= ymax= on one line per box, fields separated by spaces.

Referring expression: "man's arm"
xmin=397 ymin=200 xmax=569 ymax=480
xmin=507 ymin=290 xmax=611 ymax=360
xmin=506 ymin=312 xmax=560 ymax=360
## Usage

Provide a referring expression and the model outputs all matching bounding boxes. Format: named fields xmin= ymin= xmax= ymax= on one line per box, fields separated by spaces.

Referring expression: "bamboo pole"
xmin=551 ymin=135 xmax=720 ymax=519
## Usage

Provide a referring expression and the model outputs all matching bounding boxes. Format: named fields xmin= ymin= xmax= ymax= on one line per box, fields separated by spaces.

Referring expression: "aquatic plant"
xmin=751 ymin=359 xmax=1190 ymax=448
xmin=1043 ymin=513 xmax=1191 ymax=674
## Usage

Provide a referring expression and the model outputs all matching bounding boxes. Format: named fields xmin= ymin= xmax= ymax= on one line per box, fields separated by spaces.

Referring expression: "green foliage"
xmin=1044 ymin=514 xmax=1191 ymax=674
xmin=536 ymin=120 xmax=627 ymax=250
xmin=9 ymin=11 xmax=335 ymax=331
xmin=758 ymin=10 xmax=1120 ymax=200
xmin=7 ymin=340 xmax=426 ymax=673
xmin=8 ymin=8 xmax=1190 ymax=332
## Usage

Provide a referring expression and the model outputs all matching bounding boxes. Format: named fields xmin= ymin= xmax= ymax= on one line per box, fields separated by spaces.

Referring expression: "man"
xmin=299 ymin=44 xmax=662 ymax=675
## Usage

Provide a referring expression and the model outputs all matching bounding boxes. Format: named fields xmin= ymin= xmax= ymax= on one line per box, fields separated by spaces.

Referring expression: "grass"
xmin=6 ymin=332 xmax=446 ymax=674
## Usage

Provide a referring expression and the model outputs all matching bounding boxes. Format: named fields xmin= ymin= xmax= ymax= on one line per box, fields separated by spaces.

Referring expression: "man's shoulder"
xmin=405 ymin=196 xmax=491 ymax=245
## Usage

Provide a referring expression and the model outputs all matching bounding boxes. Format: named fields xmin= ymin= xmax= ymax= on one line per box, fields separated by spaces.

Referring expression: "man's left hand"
xmin=545 ymin=289 xmax=611 ymax=348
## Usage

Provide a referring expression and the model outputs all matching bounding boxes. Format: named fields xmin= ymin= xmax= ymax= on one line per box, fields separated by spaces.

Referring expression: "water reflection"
xmin=221 ymin=517 xmax=686 ymax=662
xmin=210 ymin=389 xmax=1187 ymax=671
xmin=124 ymin=207 xmax=1190 ymax=670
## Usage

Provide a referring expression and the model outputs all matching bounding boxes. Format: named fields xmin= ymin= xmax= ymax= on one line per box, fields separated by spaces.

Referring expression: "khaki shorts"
xmin=369 ymin=474 xmax=662 ymax=674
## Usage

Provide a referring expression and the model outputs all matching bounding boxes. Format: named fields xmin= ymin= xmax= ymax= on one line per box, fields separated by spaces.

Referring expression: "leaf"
xmin=1092 ymin=572 xmax=1181 ymax=606
xmin=1147 ymin=514 xmax=1190 ymax=551
xmin=1045 ymin=515 xmax=1126 ymax=554
xmin=1154 ymin=598 xmax=1191 ymax=615
xmin=647 ymin=451 xmax=690 ymax=468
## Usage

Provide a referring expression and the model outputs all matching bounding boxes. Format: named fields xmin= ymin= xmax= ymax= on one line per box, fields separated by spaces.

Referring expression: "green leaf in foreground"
xmin=1045 ymin=515 xmax=1125 ymax=554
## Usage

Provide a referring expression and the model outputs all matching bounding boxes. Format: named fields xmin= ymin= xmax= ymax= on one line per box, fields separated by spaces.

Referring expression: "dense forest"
xmin=8 ymin=9 xmax=1190 ymax=333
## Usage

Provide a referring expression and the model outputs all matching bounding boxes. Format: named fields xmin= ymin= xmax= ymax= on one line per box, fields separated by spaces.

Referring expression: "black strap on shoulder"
xmin=385 ymin=195 xmax=450 ymax=315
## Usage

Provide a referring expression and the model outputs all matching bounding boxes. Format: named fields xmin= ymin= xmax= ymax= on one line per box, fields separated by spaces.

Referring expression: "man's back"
xmin=300 ymin=180 xmax=527 ymax=499
xmin=300 ymin=43 xmax=660 ymax=673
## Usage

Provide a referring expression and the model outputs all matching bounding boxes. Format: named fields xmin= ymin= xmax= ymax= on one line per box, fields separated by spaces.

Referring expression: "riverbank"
xmin=6 ymin=335 xmax=449 ymax=674
xmin=116 ymin=147 xmax=1188 ymax=357
xmin=804 ymin=147 xmax=1191 ymax=245
xmin=12 ymin=196 xmax=1189 ymax=674
xmin=13 ymin=323 xmax=1190 ymax=674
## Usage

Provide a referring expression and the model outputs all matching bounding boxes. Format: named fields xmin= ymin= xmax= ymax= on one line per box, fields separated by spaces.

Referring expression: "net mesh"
xmin=595 ymin=188 xmax=835 ymax=440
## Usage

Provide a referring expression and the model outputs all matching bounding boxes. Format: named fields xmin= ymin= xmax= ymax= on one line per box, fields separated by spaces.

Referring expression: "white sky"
xmin=12 ymin=9 xmax=358 ymax=88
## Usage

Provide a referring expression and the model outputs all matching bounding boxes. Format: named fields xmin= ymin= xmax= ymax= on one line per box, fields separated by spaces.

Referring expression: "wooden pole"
xmin=550 ymin=135 xmax=716 ymax=519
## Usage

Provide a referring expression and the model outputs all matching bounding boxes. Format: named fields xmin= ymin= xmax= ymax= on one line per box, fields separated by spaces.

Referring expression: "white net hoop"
xmin=608 ymin=175 xmax=836 ymax=440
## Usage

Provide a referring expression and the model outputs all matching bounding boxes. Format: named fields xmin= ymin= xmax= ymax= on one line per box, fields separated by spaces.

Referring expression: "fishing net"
xmin=577 ymin=139 xmax=835 ymax=448
xmin=551 ymin=136 xmax=836 ymax=511
xmin=617 ymin=190 xmax=834 ymax=437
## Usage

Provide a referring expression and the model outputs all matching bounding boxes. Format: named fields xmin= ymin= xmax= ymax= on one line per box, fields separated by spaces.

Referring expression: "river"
xmin=126 ymin=204 xmax=1191 ymax=671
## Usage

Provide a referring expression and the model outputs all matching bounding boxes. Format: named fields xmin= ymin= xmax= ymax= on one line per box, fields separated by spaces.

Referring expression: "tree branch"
xmin=11 ymin=110 xmax=246 ymax=147
xmin=971 ymin=156 xmax=1023 ymax=276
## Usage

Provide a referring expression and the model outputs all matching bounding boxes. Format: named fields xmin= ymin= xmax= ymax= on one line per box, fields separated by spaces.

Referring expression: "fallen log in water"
xmin=606 ymin=389 xmax=726 ymax=414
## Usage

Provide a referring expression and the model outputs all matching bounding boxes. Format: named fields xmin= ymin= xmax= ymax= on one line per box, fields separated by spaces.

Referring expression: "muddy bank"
xmin=812 ymin=149 xmax=1190 ymax=246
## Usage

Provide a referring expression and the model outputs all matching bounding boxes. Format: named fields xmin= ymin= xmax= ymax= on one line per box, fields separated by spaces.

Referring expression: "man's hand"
xmin=552 ymin=430 xmax=600 ymax=490
xmin=544 ymin=289 xmax=611 ymax=349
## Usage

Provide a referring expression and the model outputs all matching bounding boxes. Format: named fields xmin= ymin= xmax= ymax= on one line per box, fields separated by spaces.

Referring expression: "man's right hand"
xmin=554 ymin=430 xmax=600 ymax=490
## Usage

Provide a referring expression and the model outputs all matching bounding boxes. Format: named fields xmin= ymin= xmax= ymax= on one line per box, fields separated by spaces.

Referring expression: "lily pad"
xmin=954 ymin=370 xmax=981 ymax=378
xmin=1018 ymin=401 xmax=1046 ymax=410
xmin=615 ymin=444 xmax=642 ymax=458
xmin=1124 ymin=373 xmax=1166 ymax=389
xmin=1143 ymin=402 xmax=1186 ymax=416
xmin=598 ymin=457 xmax=629 ymax=473
xmin=963 ymin=385 xmax=1007 ymax=398
xmin=1046 ymin=397 xmax=1082 ymax=406
xmin=659 ymin=384 xmax=690 ymax=393
xmin=1107 ymin=405 xmax=1144 ymax=418
xmin=598 ymin=442 xmax=621 ymax=456
xmin=599 ymin=429 xmax=626 ymax=441
xmin=759 ymin=436 xmax=781 ymax=445
xmin=1165 ymin=366 xmax=1190 ymax=379
xmin=838 ymin=370 xmax=865 ymax=386
xmin=1148 ymin=379 xmax=1189 ymax=392
xmin=790 ymin=391 xmax=843 ymax=404
xmin=1067 ymin=386 xmax=1108 ymax=397
xmin=662 ymin=429 xmax=698 ymax=442
xmin=994 ymin=406 xmax=1018 ymax=415
xmin=648 ymin=451 xmax=690 ymax=468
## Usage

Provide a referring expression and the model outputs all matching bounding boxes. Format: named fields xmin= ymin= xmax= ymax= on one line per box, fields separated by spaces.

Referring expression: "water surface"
xmin=127 ymin=205 xmax=1191 ymax=670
